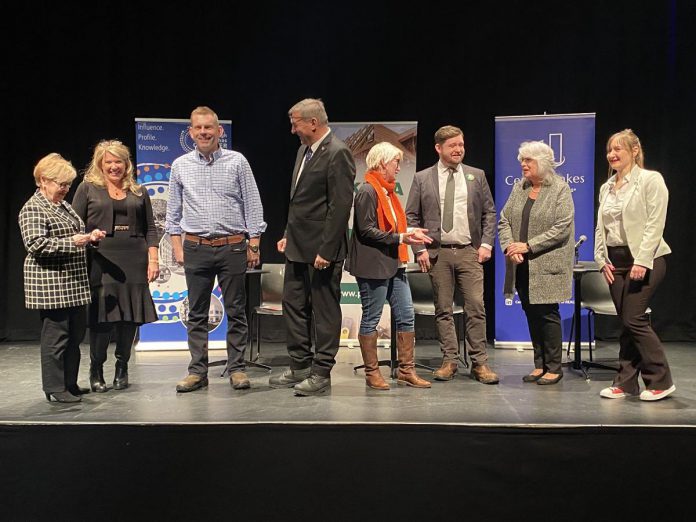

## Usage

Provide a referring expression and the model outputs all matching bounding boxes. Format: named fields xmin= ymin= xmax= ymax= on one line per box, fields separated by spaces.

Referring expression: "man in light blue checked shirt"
xmin=165 ymin=106 xmax=266 ymax=393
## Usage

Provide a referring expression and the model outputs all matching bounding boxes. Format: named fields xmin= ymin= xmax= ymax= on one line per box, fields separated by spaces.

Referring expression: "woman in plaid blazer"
xmin=19 ymin=153 xmax=105 ymax=403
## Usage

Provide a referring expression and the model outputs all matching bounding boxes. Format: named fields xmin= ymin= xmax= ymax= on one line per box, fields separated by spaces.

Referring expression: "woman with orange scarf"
xmin=346 ymin=142 xmax=432 ymax=390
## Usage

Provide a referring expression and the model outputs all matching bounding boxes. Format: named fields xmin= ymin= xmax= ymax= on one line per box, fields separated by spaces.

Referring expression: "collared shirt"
xmin=602 ymin=173 xmax=631 ymax=247
xmin=295 ymin=128 xmax=332 ymax=187
xmin=165 ymin=147 xmax=267 ymax=237
xmin=438 ymin=161 xmax=471 ymax=245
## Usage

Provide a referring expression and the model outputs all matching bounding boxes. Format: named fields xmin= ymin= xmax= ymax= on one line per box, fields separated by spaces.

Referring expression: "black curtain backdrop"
xmin=2 ymin=0 xmax=695 ymax=341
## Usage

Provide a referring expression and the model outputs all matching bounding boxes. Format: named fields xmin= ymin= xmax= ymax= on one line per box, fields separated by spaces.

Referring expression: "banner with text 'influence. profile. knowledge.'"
xmin=134 ymin=118 xmax=233 ymax=350
xmin=494 ymin=113 xmax=595 ymax=346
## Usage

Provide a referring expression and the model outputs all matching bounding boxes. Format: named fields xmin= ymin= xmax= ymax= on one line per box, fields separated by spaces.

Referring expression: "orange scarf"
xmin=364 ymin=170 xmax=409 ymax=263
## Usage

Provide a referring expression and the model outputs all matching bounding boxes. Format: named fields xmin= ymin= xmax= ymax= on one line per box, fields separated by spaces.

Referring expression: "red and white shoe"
xmin=600 ymin=386 xmax=631 ymax=399
xmin=639 ymin=385 xmax=676 ymax=401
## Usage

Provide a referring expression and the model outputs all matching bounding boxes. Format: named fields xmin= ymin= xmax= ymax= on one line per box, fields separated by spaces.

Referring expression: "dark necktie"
xmin=442 ymin=167 xmax=456 ymax=233
xmin=304 ymin=146 xmax=313 ymax=164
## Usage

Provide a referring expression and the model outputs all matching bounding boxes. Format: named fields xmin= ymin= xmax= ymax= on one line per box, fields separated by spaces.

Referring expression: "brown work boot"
xmin=471 ymin=363 xmax=499 ymax=385
xmin=433 ymin=361 xmax=458 ymax=381
xmin=175 ymin=374 xmax=209 ymax=393
xmin=358 ymin=332 xmax=389 ymax=390
xmin=230 ymin=371 xmax=251 ymax=390
xmin=395 ymin=331 xmax=431 ymax=389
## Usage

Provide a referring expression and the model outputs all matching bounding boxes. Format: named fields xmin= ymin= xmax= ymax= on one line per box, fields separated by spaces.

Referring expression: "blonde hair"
xmin=191 ymin=106 xmax=219 ymax=125
xmin=84 ymin=140 xmax=141 ymax=195
xmin=33 ymin=153 xmax=77 ymax=187
xmin=606 ymin=129 xmax=644 ymax=178
xmin=366 ymin=142 xmax=403 ymax=171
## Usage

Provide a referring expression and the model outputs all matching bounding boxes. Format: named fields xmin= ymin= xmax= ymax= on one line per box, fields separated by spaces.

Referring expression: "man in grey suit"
xmin=405 ymin=125 xmax=499 ymax=384
xmin=271 ymin=98 xmax=356 ymax=396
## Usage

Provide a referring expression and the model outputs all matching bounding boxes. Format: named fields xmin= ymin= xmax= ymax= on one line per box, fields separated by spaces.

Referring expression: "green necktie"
xmin=442 ymin=168 xmax=455 ymax=233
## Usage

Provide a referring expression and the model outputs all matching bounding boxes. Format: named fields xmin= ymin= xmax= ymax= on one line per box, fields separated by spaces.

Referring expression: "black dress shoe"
xmin=45 ymin=391 xmax=81 ymax=403
xmin=537 ymin=373 xmax=563 ymax=385
xmin=294 ymin=374 xmax=331 ymax=396
xmin=68 ymin=385 xmax=90 ymax=395
xmin=522 ymin=372 xmax=544 ymax=383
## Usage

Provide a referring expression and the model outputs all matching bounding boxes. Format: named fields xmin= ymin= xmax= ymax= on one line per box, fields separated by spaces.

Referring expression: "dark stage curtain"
xmin=2 ymin=0 xmax=695 ymax=341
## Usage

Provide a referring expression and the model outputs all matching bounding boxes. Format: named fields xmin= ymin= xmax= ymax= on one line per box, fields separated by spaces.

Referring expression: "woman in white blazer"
xmin=594 ymin=129 xmax=674 ymax=401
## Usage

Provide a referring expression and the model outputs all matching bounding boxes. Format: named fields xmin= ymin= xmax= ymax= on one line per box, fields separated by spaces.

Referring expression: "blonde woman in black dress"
xmin=73 ymin=140 xmax=159 ymax=393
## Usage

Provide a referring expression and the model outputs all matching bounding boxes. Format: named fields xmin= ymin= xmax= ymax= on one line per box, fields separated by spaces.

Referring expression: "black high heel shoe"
xmin=45 ymin=391 xmax=81 ymax=403
xmin=68 ymin=385 xmax=90 ymax=395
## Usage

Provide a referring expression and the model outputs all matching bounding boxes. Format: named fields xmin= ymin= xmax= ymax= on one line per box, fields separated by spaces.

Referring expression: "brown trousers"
xmin=429 ymin=245 xmax=488 ymax=364
xmin=608 ymin=247 xmax=672 ymax=392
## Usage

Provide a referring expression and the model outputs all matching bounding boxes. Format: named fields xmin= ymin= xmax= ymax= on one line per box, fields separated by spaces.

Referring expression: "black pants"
xmin=183 ymin=240 xmax=248 ymax=376
xmin=39 ymin=306 xmax=87 ymax=393
xmin=282 ymin=260 xmax=343 ymax=377
xmin=515 ymin=262 xmax=562 ymax=374
xmin=607 ymin=247 xmax=672 ymax=392
xmin=89 ymin=322 xmax=138 ymax=368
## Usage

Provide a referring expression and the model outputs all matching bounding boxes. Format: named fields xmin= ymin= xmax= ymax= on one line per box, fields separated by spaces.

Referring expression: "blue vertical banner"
xmin=134 ymin=118 xmax=233 ymax=350
xmin=494 ymin=113 xmax=595 ymax=346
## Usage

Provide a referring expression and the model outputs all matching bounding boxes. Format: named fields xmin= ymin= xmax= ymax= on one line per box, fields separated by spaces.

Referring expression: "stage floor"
xmin=2 ymin=340 xmax=695 ymax=427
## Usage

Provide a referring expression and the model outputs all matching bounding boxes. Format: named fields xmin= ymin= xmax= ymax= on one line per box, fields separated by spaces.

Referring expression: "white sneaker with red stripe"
xmin=639 ymin=385 xmax=676 ymax=401
xmin=600 ymin=386 xmax=632 ymax=399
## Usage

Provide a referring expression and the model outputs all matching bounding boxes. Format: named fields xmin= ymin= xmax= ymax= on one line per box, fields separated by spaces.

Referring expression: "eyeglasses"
xmin=290 ymin=117 xmax=309 ymax=127
xmin=49 ymin=179 xmax=72 ymax=189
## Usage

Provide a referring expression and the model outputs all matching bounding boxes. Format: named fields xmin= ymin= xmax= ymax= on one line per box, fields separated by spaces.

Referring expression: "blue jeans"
xmin=356 ymin=269 xmax=415 ymax=335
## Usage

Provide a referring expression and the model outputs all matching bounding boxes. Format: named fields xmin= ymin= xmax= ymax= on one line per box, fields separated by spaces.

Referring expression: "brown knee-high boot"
xmin=358 ymin=332 xmax=389 ymax=390
xmin=396 ymin=331 xmax=431 ymax=388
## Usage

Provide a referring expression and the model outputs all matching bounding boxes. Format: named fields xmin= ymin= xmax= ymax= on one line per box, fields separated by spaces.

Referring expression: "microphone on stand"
xmin=574 ymin=235 xmax=587 ymax=267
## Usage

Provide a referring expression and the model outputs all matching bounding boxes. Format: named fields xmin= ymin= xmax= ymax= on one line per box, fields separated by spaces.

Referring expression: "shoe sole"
xmin=396 ymin=379 xmax=431 ymax=388
xmin=232 ymin=382 xmax=251 ymax=390
xmin=269 ymin=381 xmax=302 ymax=389
xmin=640 ymin=386 xmax=676 ymax=401
xmin=433 ymin=374 xmax=456 ymax=381
xmin=474 ymin=378 xmax=500 ymax=385
xmin=294 ymin=386 xmax=330 ymax=396
xmin=176 ymin=379 xmax=209 ymax=393
xmin=600 ymin=392 xmax=626 ymax=399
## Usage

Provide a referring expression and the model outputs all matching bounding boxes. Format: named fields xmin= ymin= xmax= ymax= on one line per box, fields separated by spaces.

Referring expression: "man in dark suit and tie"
xmin=271 ymin=98 xmax=356 ymax=396
xmin=405 ymin=125 xmax=499 ymax=384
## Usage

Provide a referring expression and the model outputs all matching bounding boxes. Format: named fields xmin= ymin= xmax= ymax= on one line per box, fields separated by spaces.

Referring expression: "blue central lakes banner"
xmin=494 ymin=113 xmax=595 ymax=346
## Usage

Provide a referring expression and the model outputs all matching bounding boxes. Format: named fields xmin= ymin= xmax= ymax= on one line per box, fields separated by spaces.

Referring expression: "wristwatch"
xmin=248 ymin=244 xmax=260 ymax=254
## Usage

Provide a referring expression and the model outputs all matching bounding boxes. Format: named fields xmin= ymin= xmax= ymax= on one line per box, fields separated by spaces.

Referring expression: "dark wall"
xmin=2 ymin=0 xmax=695 ymax=340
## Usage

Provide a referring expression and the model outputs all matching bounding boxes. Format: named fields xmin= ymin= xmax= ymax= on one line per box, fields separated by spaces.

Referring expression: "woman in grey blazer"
xmin=19 ymin=153 xmax=105 ymax=403
xmin=595 ymin=129 xmax=674 ymax=401
xmin=346 ymin=142 xmax=432 ymax=389
xmin=499 ymin=141 xmax=574 ymax=385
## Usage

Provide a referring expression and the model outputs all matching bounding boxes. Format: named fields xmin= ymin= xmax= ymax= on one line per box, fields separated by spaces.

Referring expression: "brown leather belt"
xmin=441 ymin=243 xmax=469 ymax=249
xmin=185 ymin=233 xmax=246 ymax=246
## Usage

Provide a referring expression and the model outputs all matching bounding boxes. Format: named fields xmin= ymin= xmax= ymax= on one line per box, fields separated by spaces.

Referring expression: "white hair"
xmin=517 ymin=141 xmax=558 ymax=182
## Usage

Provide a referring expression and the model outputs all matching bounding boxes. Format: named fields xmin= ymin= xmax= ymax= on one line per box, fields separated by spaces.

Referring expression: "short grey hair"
xmin=365 ymin=142 xmax=403 ymax=170
xmin=517 ymin=141 xmax=557 ymax=182
xmin=288 ymin=98 xmax=329 ymax=125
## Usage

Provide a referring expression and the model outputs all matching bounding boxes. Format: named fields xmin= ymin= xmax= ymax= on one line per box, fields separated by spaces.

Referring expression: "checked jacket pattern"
xmin=19 ymin=190 xmax=91 ymax=309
